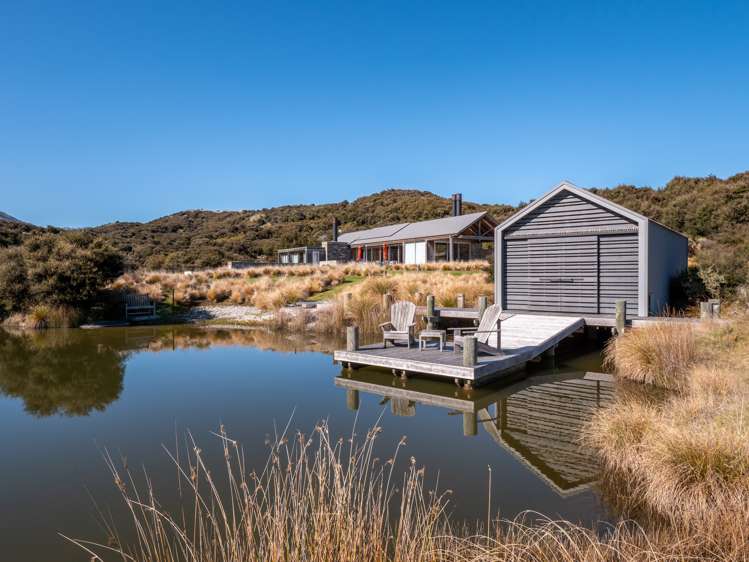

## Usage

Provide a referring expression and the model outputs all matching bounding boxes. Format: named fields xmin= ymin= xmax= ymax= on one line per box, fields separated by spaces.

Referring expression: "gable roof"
xmin=338 ymin=211 xmax=492 ymax=245
xmin=497 ymin=181 xmax=686 ymax=238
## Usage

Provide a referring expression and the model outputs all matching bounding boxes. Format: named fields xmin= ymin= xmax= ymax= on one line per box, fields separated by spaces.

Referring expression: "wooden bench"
xmin=125 ymin=294 xmax=156 ymax=320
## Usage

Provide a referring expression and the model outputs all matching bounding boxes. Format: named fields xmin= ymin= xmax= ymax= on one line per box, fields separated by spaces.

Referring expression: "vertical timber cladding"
xmin=503 ymin=190 xmax=640 ymax=316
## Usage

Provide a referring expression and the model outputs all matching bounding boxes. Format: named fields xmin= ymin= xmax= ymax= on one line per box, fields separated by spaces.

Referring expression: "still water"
xmin=0 ymin=326 xmax=613 ymax=561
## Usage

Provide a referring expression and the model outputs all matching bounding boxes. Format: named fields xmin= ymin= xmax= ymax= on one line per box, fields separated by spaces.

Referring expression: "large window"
xmin=434 ymin=242 xmax=449 ymax=262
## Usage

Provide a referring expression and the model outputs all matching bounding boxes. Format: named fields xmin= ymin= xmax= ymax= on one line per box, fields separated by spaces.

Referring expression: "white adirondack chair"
xmin=380 ymin=301 xmax=417 ymax=348
xmin=452 ymin=304 xmax=503 ymax=355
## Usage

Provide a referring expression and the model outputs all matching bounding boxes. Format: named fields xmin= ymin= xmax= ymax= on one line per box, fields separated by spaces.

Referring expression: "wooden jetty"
xmin=334 ymin=314 xmax=585 ymax=386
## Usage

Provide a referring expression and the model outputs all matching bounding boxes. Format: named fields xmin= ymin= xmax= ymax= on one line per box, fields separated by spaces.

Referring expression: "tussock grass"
xmin=604 ymin=323 xmax=700 ymax=390
xmin=2 ymin=305 xmax=82 ymax=329
xmin=71 ymin=422 xmax=742 ymax=561
xmin=588 ymin=316 xmax=749 ymax=551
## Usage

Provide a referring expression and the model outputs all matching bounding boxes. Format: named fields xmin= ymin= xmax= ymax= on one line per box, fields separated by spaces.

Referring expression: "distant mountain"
xmin=0 ymin=211 xmax=22 ymax=223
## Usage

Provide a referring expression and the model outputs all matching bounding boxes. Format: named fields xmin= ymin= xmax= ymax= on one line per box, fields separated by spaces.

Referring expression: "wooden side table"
xmin=419 ymin=329 xmax=446 ymax=351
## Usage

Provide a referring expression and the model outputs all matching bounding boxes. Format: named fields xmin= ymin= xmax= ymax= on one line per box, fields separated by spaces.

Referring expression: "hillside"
xmin=88 ymin=190 xmax=516 ymax=270
xmin=1 ymin=173 xmax=748 ymax=289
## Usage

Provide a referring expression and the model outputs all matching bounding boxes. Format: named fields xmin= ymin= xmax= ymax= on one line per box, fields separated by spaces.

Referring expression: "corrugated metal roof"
xmin=338 ymin=212 xmax=489 ymax=245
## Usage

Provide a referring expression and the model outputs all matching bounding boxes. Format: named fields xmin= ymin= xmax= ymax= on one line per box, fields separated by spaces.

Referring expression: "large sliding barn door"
xmin=598 ymin=234 xmax=639 ymax=317
xmin=504 ymin=236 xmax=599 ymax=314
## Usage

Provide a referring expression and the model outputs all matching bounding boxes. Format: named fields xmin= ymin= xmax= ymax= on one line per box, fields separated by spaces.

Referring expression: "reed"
xmin=71 ymin=422 xmax=742 ymax=562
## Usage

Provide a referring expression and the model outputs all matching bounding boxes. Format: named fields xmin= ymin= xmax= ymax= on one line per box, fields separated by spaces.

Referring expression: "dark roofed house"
xmin=277 ymin=193 xmax=498 ymax=265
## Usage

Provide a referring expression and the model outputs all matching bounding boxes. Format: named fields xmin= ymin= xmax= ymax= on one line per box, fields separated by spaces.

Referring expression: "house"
xmin=495 ymin=181 xmax=688 ymax=317
xmin=277 ymin=194 xmax=498 ymax=265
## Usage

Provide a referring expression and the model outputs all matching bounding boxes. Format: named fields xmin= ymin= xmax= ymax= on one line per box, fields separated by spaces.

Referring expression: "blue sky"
xmin=1 ymin=1 xmax=748 ymax=227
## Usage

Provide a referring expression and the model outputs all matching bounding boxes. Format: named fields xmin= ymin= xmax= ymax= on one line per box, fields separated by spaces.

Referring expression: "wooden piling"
xmin=346 ymin=389 xmax=359 ymax=411
xmin=463 ymin=412 xmax=477 ymax=436
xmin=346 ymin=326 xmax=359 ymax=351
xmin=463 ymin=336 xmax=477 ymax=367
xmin=456 ymin=293 xmax=465 ymax=309
xmin=615 ymin=300 xmax=626 ymax=335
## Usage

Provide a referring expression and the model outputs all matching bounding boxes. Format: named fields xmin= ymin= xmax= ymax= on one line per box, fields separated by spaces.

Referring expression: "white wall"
xmin=404 ymin=242 xmax=426 ymax=264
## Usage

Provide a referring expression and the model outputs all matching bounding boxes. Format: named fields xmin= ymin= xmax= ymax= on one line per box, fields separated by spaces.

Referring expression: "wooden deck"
xmin=334 ymin=314 xmax=585 ymax=385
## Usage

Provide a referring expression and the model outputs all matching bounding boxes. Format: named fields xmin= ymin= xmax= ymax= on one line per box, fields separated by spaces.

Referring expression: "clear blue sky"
xmin=1 ymin=1 xmax=748 ymax=227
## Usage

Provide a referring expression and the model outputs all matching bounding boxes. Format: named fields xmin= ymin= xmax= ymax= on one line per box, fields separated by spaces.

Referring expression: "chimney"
xmin=452 ymin=193 xmax=463 ymax=216
xmin=332 ymin=217 xmax=340 ymax=242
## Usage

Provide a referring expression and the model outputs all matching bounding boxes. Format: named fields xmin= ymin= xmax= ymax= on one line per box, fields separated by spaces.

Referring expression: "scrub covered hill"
xmin=87 ymin=190 xmax=517 ymax=270
xmin=1 ymin=172 xmax=748 ymax=295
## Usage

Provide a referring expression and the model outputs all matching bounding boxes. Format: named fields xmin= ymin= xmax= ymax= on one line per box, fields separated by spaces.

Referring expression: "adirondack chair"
xmin=452 ymin=304 xmax=503 ymax=356
xmin=380 ymin=301 xmax=417 ymax=348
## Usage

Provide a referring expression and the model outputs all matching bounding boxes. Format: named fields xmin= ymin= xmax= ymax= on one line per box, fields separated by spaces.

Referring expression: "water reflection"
xmin=337 ymin=366 xmax=614 ymax=496
xmin=0 ymin=329 xmax=126 ymax=416
xmin=0 ymin=326 xmax=343 ymax=417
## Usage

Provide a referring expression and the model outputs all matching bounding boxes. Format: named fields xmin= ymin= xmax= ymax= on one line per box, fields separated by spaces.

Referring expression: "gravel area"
xmin=182 ymin=302 xmax=332 ymax=323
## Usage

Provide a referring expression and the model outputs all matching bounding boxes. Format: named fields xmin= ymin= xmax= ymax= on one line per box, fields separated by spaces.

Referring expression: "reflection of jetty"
xmin=334 ymin=314 xmax=585 ymax=386
xmin=336 ymin=368 xmax=613 ymax=496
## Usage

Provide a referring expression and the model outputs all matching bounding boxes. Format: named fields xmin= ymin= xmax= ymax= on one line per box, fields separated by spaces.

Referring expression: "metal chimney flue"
xmin=452 ymin=193 xmax=463 ymax=216
xmin=332 ymin=217 xmax=340 ymax=242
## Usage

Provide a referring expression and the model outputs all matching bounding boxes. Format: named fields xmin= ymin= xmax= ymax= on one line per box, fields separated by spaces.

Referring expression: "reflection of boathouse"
xmin=482 ymin=375 xmax=614 ymax=496
xmin=337 ymin=368 xmax=613 ymax=497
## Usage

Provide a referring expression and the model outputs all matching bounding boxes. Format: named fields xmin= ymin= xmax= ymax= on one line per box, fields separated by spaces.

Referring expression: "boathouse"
xmin=495 ymin=181 xmax=688 ymax=317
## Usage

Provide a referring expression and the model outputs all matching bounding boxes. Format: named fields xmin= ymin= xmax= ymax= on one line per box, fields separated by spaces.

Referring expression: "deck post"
xmin=463 ymin=412 xmax=477 ymax=436
xmin=476 ymin=296 xmax=488 ymax=327
xmin=615 ymin=300 xmax=626 ymax=335
xmin=426 ymin=294 xmax=437 ymax=329
xmin=463 ymin=336 xmax=477 ymax=367
xmin=456 ymin=293 xmax=465 ymax=308
xmin=346 ymin=389 xmax=360 ymax=411
xmin=382 ymin=293 xmax=393 ymax=313
xmin=346 ymin=326 xmax=359 ymax=351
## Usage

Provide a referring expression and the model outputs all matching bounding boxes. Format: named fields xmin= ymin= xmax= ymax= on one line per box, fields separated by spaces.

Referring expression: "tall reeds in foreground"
xmin=69 ymin=422 xmax=743 ymax=561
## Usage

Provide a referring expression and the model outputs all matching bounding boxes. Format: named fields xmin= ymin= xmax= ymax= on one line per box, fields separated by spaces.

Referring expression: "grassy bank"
xmin=72 ymin=421 xmax=742 ymax=561
xmin=114 ymin=262 xmax=494 ymax=336
xmin=587 ymin=316 xmax=749 ymax=551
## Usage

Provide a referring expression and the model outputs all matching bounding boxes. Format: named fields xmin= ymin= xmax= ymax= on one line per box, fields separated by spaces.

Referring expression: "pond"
xmin=0 ymin=325 xmax=614 ymax=561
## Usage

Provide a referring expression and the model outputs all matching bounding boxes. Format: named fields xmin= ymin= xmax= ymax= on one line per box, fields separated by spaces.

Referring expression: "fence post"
xmin=700 ymin=301 xmax=712 ymax=319
xmin=346 ymin=326 xmax=359 ymax=351
xmin=709 ymin=299 xmax=721 ymax=319
xmin=344 ymin=292 xmax=353 ymax=310
xmin=456 ymin=293 xmax=465 ymax=309
xmin=463 ymin=336 xmax=477 ymax=367
xmin=615 ymin=300 xmax=626 ymax=335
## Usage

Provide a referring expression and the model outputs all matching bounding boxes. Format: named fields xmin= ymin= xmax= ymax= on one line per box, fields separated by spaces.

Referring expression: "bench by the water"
xmin=124 ymin=294 xmax=156 ymax=320
xmin=334 ymin=314 xmax=585 ymax=386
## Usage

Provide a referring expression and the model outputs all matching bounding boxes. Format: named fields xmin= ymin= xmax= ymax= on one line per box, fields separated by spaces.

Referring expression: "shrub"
xmin=0 ymin=247 xmax=30 ymax=315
